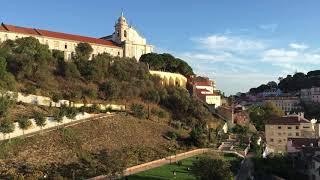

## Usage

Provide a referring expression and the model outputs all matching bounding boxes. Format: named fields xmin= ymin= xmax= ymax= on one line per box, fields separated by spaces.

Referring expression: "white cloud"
xmin=259 ymin=24 xmax=278 ymax=32
xmin=262 ymin=49 xmax=299 ymax=62
xmin=180 ymin=52 xmax=232 ymax=62
xmin=193 ymin=35 xmax=266 ymax=52
xmin=289 ymin=43 xmax=309 ymax=50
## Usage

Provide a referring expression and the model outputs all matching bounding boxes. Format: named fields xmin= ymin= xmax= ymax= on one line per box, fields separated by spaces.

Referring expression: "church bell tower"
xmin=114 ymin=11 xmax=129 ymax=44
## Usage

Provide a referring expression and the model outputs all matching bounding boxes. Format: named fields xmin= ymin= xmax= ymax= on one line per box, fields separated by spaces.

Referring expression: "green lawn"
xmin=124 ymin=153 xmax=243 ymax=180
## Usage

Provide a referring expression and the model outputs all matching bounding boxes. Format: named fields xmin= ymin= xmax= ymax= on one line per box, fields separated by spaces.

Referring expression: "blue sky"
xmin=2 ymin=0 xmax=320 ymax=95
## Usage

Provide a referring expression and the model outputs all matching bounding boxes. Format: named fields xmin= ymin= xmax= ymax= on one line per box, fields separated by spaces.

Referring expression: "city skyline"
xmin=2 ymin=0 xmax=320 ymax=95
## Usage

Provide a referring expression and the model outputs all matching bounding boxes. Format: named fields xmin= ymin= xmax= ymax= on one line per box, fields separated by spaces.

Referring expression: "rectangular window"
xmin=65 ymin=44 xmax=68 ymax=49
xmin=288 ymin=126 xmax=292 ymax=129
xmin=296 ymin=126 xmax=299 ymax=129
xmin=278 ymin=126 xmax=282 ymax=129
xmin=296 ymin=132 xmax=299 ymax=136
xmin=270 ymin=138 xmax=274 ymax=142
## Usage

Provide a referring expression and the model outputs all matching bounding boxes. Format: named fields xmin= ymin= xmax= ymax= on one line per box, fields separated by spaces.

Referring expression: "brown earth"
xmin=0 ymin=113 xmax=186 ymax=167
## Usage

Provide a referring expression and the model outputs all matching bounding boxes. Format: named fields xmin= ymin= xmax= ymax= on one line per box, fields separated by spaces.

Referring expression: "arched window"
xmin=124 ymin=30 xmax=127 ymax=37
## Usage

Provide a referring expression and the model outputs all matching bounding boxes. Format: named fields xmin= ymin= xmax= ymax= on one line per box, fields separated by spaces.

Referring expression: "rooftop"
xmin=266 ymin=115 xmax=310 ymax=125
xmin=288 ymin=138 xmax=318 ymax=149
xmin=0 ymin=23 xmax=120 ymax=48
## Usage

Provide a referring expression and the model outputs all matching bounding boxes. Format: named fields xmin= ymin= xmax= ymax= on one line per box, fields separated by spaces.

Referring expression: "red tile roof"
xmin=266 ymin=115 xmax=310 ymax=125
xmin=194 ymin=81 xmax=213 ymax=86
xmin=0 ymin=23 xmax=120 ymax=48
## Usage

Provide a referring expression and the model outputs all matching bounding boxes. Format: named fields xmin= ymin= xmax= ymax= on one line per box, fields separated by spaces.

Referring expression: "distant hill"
xmin=249 ymin=70 xmax=320 ymax=94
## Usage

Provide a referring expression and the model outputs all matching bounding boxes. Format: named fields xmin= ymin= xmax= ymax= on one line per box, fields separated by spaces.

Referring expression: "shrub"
xmin=130 ymin=103 xmax=145 ymax=119
xmin=157 ymin=110 xmax=167 ymax=119
xmin=22 ymin=85 xmax=37 ymax=95
xmin=166 ymin=131 xmax=179 ymax=140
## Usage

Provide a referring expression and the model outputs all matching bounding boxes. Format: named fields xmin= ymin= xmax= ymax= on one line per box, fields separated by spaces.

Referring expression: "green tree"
xmin=249 ymin=101 xmax=284 ymax=131
xmin=75 ymin=42 xmax=93 ymax=60
xmin=0 ymin=57 xmax=16 ymax=90
xmin=53 ymin=110 xmax=64 ymax=129
xmin=0 ymin=96 xmax=13 ymax=117
xmin=189 ymin=125 xmax=208 ymax=147
xmin=139 ymin=53 xmax=194 ymax=76
xmin=130 ymin=103 xmax=145 ymax=119
xmin=143 ymin=89 xmax=160 ymax=119
xmin=99 ymin=80 xmax=120 ymax=100
xmin=191 ymin=154 xmax=233 ymax=180
xmin=0 ymin=119 xmax=15 ymax=141
xmin=17 ymin=116 xmax=32 ymax=136
xmin=34 ymin=112 xmax=46 ymax=134
xmin=66 ymin=107 xmax=78 ymax=120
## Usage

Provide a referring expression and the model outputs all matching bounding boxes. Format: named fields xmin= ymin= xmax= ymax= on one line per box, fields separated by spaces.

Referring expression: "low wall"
xmin=3 ymin=91 xmax=125 ymax=111
xmin=0 ymin=112 xmax=97 ymax=141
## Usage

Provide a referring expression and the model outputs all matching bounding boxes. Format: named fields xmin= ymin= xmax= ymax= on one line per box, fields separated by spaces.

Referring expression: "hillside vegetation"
xmin=0 ymin=37 xmax=222 ymax=178
xmin=0 ymin=114 xmax=189 ymax=179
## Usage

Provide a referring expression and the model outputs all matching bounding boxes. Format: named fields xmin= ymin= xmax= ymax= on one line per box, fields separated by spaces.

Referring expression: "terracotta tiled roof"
xmin=266 ymin=115 xmax=310 ymax=125
xmin=0 ymin=23 xmax=120 ymax=48
xmin=194 ymin=81 xmax=212 ymax=86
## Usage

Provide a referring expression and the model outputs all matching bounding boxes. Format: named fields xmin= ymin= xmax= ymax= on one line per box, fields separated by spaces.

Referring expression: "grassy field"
xmin=125 ymin=153 xmax=243 ymax=180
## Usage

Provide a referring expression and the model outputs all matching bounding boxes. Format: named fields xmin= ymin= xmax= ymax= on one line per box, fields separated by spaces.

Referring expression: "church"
xmin=0 ymin=13 xmax=153 ymax=61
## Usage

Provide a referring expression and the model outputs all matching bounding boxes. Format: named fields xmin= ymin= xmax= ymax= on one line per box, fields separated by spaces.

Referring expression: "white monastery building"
xmin=0 ymin=13 xmax=153 ymax=60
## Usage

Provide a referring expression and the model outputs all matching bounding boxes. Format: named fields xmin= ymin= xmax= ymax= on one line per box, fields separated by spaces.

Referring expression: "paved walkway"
xmin=235 ymin=153 xmax=254 ymax=180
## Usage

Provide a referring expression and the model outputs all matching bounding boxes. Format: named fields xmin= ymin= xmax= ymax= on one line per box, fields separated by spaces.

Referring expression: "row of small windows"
xmin=1 ymin=34 xmax=122 ymax=57
xmin=278 ymin=126 xmax=299 ymax=129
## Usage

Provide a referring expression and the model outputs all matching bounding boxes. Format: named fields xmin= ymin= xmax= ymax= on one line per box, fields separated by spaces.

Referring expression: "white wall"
xmin=0 ymin=31 xmax=123 ymax=60
xmin=0 ymin=112 xmax=95 ymax=141
xmin=4 ymin=91 xmax=125 ymax=111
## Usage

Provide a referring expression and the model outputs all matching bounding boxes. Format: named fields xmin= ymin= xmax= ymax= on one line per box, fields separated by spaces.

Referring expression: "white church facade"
xmin=0 ymin=13 xmax=153 ymax=60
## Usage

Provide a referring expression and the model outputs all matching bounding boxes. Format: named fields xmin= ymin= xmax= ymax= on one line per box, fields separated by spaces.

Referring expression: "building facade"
xmin=149 ymin=70 xmax=187 ymax=88
xmin=264 ymin=96 xmax=301 ymax=112
xmin=102 ymin=12 xmax=153 ymax=60
xmin=191 ymin=79 xmax=221 ymax=108
xmin=265 ymin=114 xmax=318 ymax=153
xmin=0 ymin=13 xmax=153 ymax=60
xmin=301 ymin=87 xmax=320 ymax=103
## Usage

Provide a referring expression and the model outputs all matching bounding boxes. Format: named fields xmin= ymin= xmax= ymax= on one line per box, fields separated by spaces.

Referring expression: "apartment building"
xmin=265 ymin=113 xmax=318 ymax=153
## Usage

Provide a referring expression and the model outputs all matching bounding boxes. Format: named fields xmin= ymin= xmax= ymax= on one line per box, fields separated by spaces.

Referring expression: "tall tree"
xmin=75 ymin=42 xmax=93 ymax=60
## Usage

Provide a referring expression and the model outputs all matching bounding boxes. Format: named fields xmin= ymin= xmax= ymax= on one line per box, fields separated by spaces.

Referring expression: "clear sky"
xmin=2 ymin=0 xmax=320 ymax=95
